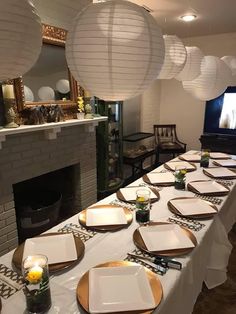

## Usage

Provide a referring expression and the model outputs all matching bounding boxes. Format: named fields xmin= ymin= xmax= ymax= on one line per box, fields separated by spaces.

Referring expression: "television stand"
xmin=200 ymin=134 xmax=236 ymax=154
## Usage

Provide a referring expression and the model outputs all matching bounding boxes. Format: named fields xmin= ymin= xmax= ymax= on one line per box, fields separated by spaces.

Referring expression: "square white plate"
xmin=139 ymin=224 xmax=194 ymax=252
xmin=119 ymin=187 xmax=157 ymax=201
xmin=146 ymin=172 xmax=175 ymax=184
xmin=165 ymin=161 xmax=195 ymax=171
xmin=86 ymin=207 xmax=127 ymax=226
xmin=23 ymin=233 xmax=77 ymax=264
xmin=189 ymin=181 xmax=228 ymax=194
xmin=89 ymin=266 xmax=155 ymax=313
xmin=169 ymin=198 xmax=217 ymax=216
xmin=213 ymin=159 xmax=236 ymax=167
xmin=180 ymin=154 xmax=201 ymax=162
xmin=204 ymin=167 xmax=236 ymax=178
xmin=210 ymin=152 xmax=231 ymax=159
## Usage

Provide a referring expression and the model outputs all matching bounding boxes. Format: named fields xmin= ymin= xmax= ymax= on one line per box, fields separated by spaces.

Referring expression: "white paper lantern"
xmin=24 ymin=85 xmax=34 ymax=102
xmin=183 ymin=56 xmax=232 ymax=101
xmin=221 ymin=56 xmax=236 ymax=75
xmin=56 ymin=79 xmax=70 ymax=94
xmin=157 ymin=35 xmax=187 ymax=79
xmin=66 ymin=0 xmax=165 ymax=101
xmin=175 ymin=47 xmax=204 ymax=81
xmin=38 ymin=86 xmax=55 ymax=101
xmin=0 ymin=0 xmax=42 ymax=81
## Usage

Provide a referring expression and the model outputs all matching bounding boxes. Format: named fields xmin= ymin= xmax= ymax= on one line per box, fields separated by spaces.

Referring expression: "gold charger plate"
xmin=133 ymin=222 xmax=197 ymax=257
xmin=187 ymin=180 xmax=230 ymax=196
xmin=178 ymin=156 xmax=200 ymax=163
xmin=116 ymin=188 xmax=160 ymax=204
xmin=12 ymin=232 xmax=85 ymax=273
xmin=76 ymin=260 xmax=163 ymax=314
xmin=164 ymin=161 xmax=197 ymax=172
xmin=142 ymin=174 xmax=174 ymax=187
xmin=167 ymin=197 xmax=218 ymax=219
xmin=203 ymin=167 xmax=236 ymax=179
xmin=79 ymin=204 xmax=133 ymax=231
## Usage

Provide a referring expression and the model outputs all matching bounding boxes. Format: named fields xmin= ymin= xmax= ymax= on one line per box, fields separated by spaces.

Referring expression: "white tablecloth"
xmin=1 ymin=151 xmax=235 ymax=314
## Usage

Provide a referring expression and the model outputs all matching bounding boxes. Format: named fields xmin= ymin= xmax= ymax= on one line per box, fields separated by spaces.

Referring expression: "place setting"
xmin=78 ymin=204 xmax=133 ymax=231
xmin=142 ymin=171 xmax=175 ymax=187
xmin=209 ymin=152 xmax=231 ymax=159
xmin=178 ymin=153 xmax=201 ymax=162
xmin=203 ymin=167 xmax=236 ymax=179
xmin=12 ymin=232 xmax=85 ymax=273
xmin=212 ymin=159 xmax=236 ymax=167
xmin=164 ymin=160 xmax=197 ymax=172
xmin=187 ymin=180 xmax=230 ymax=196
xmin=76 ymin=260 xmax=163 ymax=314
xmin=167 ymin=197 xmax=218 ymax=219
xmin=116 ymin=186 xmax=160 ymax=203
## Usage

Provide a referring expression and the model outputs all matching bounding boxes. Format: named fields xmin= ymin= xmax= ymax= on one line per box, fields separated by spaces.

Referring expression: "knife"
xmin=128 ymin=253 xmax=182 ymax=270
xmin=128 ymin=253 xmax=167 ymax=275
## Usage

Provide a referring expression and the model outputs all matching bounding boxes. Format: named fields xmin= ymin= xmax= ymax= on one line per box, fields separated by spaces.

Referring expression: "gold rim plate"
xmin=76 ymin=260 xmax=163 ymax=314
xmin=164 ymin=161 xmax=197 ymax=172
xmin=12 ymin=232 xmax=85 ymax=273
xmin=116 ymin=189 xmax=160 ymax=204
xmin=142 ymin=174 xmax=174 ymax=187
xmin=133 ymin=222 xmax=197 ymax=257
xmin=167 ymin=197 xmax=218 ymax=219
xmin=178 ymin=156 xmax=200 ymax=163
xmin=187 ymin=180 xmax=230 ymax=196
xmin=79 ymin=205 xmax=133 ymax=231
xmin=213 ymin=160 xmax=236 ymax=168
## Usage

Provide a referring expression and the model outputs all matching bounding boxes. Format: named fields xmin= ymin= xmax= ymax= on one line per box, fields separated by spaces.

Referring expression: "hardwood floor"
xmin=193 ymin=226 xmax=236 ymax=314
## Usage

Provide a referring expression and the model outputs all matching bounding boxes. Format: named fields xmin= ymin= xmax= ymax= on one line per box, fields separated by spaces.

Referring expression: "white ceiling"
xmin=32 ymin=0 xmax=236 ymax=38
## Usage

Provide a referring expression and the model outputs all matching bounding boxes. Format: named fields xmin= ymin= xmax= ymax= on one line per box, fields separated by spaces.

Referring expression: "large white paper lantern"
xmin=0 ymin=0 xmax=42 ymax=81
xmin=56 ymin=79 xmax=70 ymax=94
xmin=38 ymin=87 xmax=55 ymax=101
xmin=66 ymin=0 xmax=165 ymax=101
xmin=183 ymin=56 xmax=232 ymax=101
xmin=157 ymin=35 xmax=187 ymax=79
xmin=175 ymin=46 xmax=204 ymax=81
xmin=221 ymin=56 xmax=236 ymax=75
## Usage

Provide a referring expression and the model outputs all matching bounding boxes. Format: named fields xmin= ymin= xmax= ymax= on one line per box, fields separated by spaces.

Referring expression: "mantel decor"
xmin=13 ymin=23 xmax=83 ymax=118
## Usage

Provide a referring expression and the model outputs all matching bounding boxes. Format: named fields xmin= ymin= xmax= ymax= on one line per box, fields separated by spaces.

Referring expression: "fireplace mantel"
xmin=0 ymin=117 xmax=107 ymax=146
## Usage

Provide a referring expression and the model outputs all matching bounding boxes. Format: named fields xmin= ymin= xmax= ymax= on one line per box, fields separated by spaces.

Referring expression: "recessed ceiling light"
xmin=180 ymin=14 xmax=197 ymax=22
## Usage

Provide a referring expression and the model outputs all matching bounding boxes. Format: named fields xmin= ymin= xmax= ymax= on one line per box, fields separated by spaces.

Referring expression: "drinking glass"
xmin=22 ymin=255 xmax=51 ymax=314
xmin=174 ymin=166 xmax=187 ymax=190
xmin=200 ymin=149 xmax=210 ymax=168
xmin=135 ymin=188 xmax=151 ymax=224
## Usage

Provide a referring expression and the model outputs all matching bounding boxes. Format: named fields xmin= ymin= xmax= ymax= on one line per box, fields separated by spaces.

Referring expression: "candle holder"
xmin=22 ymin=255 xmax=51 ymax=314
xmin=200 ymin=149 xmax=210 ymax=168
xmin=174 ymin=166 xmax=187 ymax=190
xmin=135 ymin=188 xmax=151 ymax=224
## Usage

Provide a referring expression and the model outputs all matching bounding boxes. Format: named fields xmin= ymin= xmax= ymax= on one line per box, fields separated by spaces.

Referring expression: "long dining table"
xmin=1 ymin=150 xmax=236 ymax=314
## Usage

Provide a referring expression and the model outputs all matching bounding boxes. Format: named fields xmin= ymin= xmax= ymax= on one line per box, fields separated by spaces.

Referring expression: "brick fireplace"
xmin=0 ymin=118 xmax=106 ymax=256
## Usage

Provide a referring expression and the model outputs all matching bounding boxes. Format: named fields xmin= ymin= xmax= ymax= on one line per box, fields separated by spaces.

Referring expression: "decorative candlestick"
xmin=3 ymin=84 xmax=19 ymax=128
xmin=22 ymin=255 xmax=51 ymax=314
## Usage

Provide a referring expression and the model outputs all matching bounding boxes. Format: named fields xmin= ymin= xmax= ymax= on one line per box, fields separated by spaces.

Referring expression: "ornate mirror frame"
xmin=13 ymin=23 xmax=80 ymax=113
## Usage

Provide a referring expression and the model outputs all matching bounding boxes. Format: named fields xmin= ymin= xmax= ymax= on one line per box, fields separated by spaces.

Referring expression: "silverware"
xmin=127 ymin=253 xmax=167 ymax=274
xmin=128 ymin=253 xmax=182 ymax=270
xmin=64 ymin=223 xmax=93 ymax=237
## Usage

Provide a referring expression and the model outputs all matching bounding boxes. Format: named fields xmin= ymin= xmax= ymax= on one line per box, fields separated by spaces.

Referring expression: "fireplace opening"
xmin=13 ymin=164 xmax=81 ymax=243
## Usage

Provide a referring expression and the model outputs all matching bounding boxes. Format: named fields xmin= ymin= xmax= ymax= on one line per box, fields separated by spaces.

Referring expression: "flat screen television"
xmin=203 ymin=86 xmax=236 ymax=136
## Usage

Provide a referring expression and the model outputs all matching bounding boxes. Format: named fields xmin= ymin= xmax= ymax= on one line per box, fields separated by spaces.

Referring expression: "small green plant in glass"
xmin=174 ymin=166 xmax=187 ymax=190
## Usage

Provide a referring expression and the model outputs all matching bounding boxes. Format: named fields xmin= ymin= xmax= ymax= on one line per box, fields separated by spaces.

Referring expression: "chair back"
xmin=153 ymin=124 xmax=177 ymax=146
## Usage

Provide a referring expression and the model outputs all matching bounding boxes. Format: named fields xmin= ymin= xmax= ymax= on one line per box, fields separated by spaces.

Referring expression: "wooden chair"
xmin=153 ymin=124 xmax=186 ymax=163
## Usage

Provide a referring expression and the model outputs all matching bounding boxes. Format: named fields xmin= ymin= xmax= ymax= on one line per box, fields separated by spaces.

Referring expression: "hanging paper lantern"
xmin=56 ymin=79 xmax=70 ymax=94
xmin=38 ymin=86 xmax=55 ymax=101
xmin=157 ymin=35 xmax=187 ymax=79
xmin=0 ymin=0 xmax=42 ymax=81
xmin=175 ymin=46 xmax=204 ymax=81
xmin=66 ymin=0 xmax=165 ymax=101
xmin=183 ymin=56 xmax=232 ymax=101
xmin=221 ymin=56 xmax=236 ymax=75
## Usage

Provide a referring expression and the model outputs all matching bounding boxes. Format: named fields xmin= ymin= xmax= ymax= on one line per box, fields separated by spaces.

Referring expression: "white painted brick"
xmin=0 ymin=220 xmax=6 ymax=228
xmin=0 ymin=222 xmax=17 ymax=237
xmin=10 ymin=143 xmax=31 ymax=153
xmin=7 ymin=230 xmax=18 ymax=241
xmin=4 ymin=201 xmax=14 ymax=211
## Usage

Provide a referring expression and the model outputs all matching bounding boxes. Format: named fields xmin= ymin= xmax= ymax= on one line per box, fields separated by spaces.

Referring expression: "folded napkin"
xmin=0 ymin=264 xmax=24 ymax=299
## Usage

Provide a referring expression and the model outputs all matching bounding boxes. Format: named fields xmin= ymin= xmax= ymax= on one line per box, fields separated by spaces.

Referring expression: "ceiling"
xmin=131 ymin=0 xmax=236 ymax=38
xmin=33 ymin=0 xmax=236 ymax=38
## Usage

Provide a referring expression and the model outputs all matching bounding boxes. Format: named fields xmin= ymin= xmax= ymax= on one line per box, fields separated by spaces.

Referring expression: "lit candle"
xmin=26 ymin=264 xmax=43 ymax=284
xmin=2 ymin=84 xmax=15 ymax=99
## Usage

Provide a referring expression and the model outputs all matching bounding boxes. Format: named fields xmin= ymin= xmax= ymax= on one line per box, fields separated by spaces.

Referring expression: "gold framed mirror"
xmin=13 ymin=23 xmax=81 ymax=114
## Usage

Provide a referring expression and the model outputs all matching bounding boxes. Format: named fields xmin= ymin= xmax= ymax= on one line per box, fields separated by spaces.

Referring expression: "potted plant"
xmin=77 ymin=96 xmax=85 ymax=120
